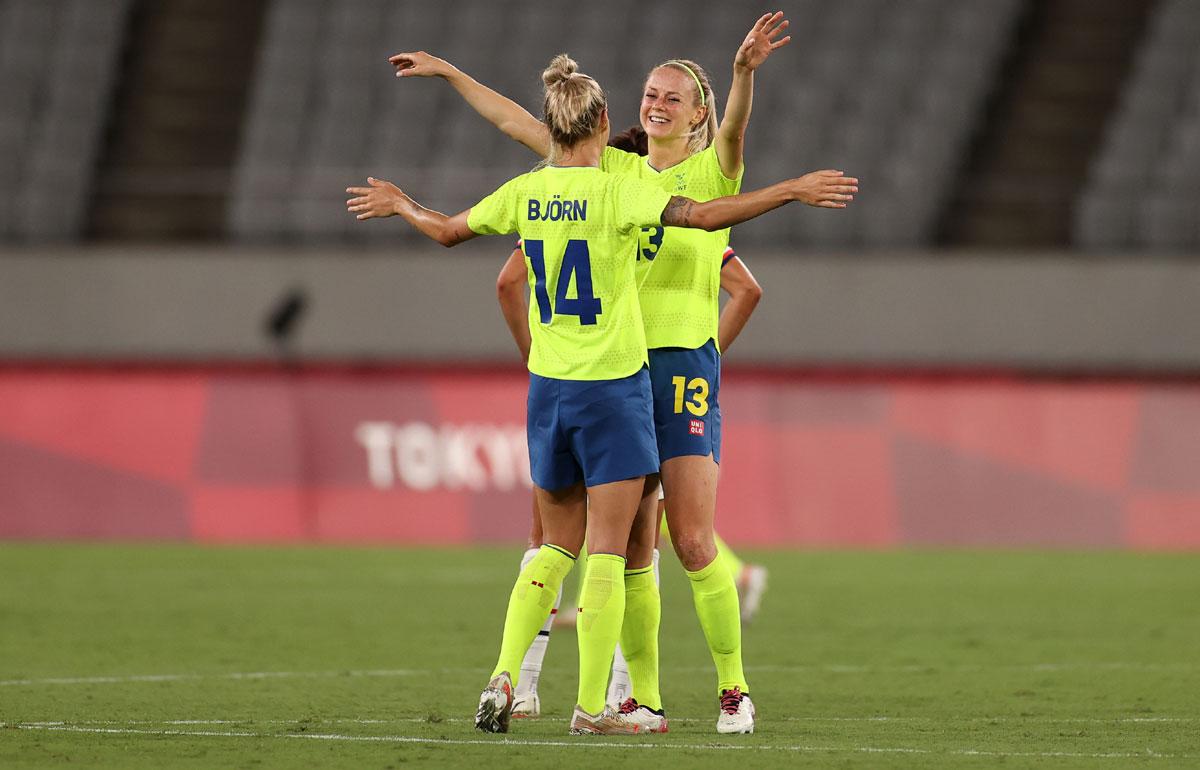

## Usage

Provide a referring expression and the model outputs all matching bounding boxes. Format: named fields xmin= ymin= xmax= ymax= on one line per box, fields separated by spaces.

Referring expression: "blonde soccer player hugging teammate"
xmin=497 ymin=193 xmax=770 ymax=725
xmin=350 ymin=52 xmax=855 ymax=735
xmin=391 ymin=11 xmax=857 ymax=733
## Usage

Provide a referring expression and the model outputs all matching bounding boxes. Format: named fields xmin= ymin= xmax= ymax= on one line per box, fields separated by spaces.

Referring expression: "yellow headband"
xmin=664 ymin=60 xmax=706 ymax=107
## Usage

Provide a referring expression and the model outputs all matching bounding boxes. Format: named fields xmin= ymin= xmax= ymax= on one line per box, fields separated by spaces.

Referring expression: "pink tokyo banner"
xmin=0 ymin=366 xmax=1197 ymax=548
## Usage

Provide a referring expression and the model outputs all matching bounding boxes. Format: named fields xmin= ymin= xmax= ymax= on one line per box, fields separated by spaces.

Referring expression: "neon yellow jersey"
xmin=602 ymin=144 xmax=743 ymax=352
xmin=468 ymin=166 xmax=673 ymax=381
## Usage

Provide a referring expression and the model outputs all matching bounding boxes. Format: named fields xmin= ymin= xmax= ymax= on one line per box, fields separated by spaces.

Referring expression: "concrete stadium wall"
xmin=1 ymin=245 xmax=1200 ymax=371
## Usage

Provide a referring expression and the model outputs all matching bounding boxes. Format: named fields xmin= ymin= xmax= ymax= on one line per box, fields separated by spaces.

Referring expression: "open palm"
xmin=735 ymin=11 xmax=792 ymax=72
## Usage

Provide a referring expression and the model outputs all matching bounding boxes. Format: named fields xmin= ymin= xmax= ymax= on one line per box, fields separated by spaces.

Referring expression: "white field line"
xmin=14 ymin=716 xmax=1197 ymax=728
xmin=9 ymin=724 xmax=1193 ymax=761
xmin=0 ymin=669 xmax=422 ymax=687
xmin=3 ymin=662 xmax=1192 ymax=687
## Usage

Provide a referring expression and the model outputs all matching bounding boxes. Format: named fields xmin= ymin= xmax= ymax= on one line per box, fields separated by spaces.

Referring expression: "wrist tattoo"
xmin=662 ymin=196 xmax=695 ymax=227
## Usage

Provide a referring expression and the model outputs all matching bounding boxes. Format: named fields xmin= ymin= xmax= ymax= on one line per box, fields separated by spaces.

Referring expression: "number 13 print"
xmin=671 ymin=376 xmax=709 ymax=416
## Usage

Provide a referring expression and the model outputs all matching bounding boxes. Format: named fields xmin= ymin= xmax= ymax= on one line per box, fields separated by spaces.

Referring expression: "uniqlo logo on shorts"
xmin=689 ymin=419 xmax=705 ymax=436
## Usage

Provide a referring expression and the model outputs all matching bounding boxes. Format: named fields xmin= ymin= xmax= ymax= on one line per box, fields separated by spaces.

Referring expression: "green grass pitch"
xmin=1 ymin=545 xmax=1198 ymax=768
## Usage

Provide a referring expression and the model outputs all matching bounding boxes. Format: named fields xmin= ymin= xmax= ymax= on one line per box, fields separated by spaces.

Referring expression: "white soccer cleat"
xmin=474 ymin=671 xmax=514 ymax=733
xmin=736 ymin=564 xmax=769 ymax=624
xmin=617 ymin=698 xmax=668 ymax=733
xmin=568 ymin=704 xmax=643 ymax=735
xmin=715 ymin=687 xmax=755 ymax=734
xmin=511 ymin=691 xmax=540 ymax=719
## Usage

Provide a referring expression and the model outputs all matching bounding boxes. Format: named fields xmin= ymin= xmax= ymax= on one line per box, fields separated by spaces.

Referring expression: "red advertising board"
xmin=1 ymin=366 xmax=1197 ymax=548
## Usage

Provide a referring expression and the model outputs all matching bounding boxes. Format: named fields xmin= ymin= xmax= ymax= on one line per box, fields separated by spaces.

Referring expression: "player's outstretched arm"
xmin=661 ymin=170 xmax=858 ymax=231
xmin=715 ymin=11 xmax=791 ymax=179
xmin=718 ymin=255 xmax=763 ymax=353
xmin=346 ymin=177 xmax=477 ymax=247
xmin=497 ymin=247 xmax=532 ymax=363
xmin=389 ymin=51 xmax=552 ymax=158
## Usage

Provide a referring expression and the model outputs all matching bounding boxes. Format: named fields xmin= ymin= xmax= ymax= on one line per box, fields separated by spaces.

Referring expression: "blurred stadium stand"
xmin=227 ymin=0 xmax=1025 ymax=248
xmin=945 ymin=0 xmax=1155 ymax=248
xmin=0 ymin=0 xmax=132 ymax=240
xmin=1076 ymin=0 xmax=1200 ymax=250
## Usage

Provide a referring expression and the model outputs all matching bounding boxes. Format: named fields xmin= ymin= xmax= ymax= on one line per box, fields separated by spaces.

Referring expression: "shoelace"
xmin=720 ymin=688 xmax=743 ymax=715
xmin=618 ymin=698 xmax=640 ymax=715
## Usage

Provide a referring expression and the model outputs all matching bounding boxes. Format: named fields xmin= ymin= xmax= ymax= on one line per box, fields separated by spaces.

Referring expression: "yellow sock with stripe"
xmin=490 ymin=544 xmax=575 ymax=684
xmin=576 ymin=553 xmax=626 ymax=714
xmin=685 ymin=555 xmax=749 ymax=695
xmin=619 ymin=565 xmax=662 ymax=710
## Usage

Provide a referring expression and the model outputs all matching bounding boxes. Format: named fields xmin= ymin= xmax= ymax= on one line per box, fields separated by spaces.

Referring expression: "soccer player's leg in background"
xmin=512 ymin=496 xmax=563 ymax=718
xmin=477 ymin=485 xmax=584 ymax=732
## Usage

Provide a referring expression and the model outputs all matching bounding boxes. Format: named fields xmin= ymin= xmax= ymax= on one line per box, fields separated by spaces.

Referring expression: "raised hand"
xmin=346 ymin=177 xmax=406 ymax=220
xmin=389 ymin=50 xmax=454 ymax=79
xmin=789 ymin=170 xmax=858 ymax=209
xmin=734 ymin=11 xmax=792 ymax=72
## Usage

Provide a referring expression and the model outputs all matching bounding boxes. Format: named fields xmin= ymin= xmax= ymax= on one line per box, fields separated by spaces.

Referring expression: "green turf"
xmin=1 ymin=545 xmax=1198 ymax=768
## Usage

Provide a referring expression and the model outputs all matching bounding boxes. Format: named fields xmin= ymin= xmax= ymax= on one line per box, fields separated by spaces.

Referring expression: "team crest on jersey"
xmin=674 ymin=172 xmax=687 ymax=192
xmin=689 ymin=419 xmax=705 ymax=436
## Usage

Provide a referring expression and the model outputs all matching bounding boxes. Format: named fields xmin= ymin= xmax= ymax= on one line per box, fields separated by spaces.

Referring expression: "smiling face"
xmin=640 ymin=66 xmax=707 ymax=142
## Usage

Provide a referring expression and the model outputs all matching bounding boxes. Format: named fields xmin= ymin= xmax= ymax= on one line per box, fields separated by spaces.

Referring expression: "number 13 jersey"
xmin=468 ymin=166 xmax=672 ymax=381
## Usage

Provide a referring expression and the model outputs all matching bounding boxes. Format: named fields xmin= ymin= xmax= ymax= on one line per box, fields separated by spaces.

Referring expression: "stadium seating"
xmin=0 ymin=0 xmax=132 ymax=240
xmin=1075 ymin=0 xmax=1200 ymax=250
xmin=228 ymin=0 xmax=1023 ymax=248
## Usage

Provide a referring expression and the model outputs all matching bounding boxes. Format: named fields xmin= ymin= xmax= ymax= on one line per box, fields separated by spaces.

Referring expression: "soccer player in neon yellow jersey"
xmin=391 ymin=11 xmax=857 ymax=734
xmin=498 ymin=221 xmax=769 ymax=723
xmin=348 ymin=53 xmax=855 ymax=735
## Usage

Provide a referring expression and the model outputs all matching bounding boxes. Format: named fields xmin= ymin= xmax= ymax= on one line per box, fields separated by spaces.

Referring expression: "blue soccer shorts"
xmin=647 ymin=339 xmax=722 ymax=464
xmin=526 ymin=366 xmax=660 ymax=490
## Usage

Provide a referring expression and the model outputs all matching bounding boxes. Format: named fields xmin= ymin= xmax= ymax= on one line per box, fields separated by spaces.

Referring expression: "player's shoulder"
xmin=601 ymin=145 xmax=642 ymax=174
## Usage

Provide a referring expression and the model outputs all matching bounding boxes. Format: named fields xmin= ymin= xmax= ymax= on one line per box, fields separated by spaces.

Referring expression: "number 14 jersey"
xmin=468 ymin=166 xmax=672 ymax=381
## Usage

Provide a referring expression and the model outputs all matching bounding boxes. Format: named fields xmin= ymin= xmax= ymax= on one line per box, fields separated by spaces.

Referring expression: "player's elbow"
xmin=435 ymin=224 xmax=463 ymax=247
xmin=744 ymin=278 xmax=764 ymax=307
xmin=496 ymin=272 xmax=521 ymax=299
xmin=691 ymin=208 xmax=724 ymax=232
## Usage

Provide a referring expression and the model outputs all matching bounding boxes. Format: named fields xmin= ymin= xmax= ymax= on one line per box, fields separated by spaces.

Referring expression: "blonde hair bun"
xmin=542 ymin=54 xmax=579 ymax=88
xmin=540 ymin=54 xmax=607 ymax=155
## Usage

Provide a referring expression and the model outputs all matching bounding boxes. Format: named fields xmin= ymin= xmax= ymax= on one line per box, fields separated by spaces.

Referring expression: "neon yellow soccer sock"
xmin=576 ymin=553 xmax=626 ymax=714
xmin=620 ymin=565 xmax=662 ymax=710
xmin=490 ymin=544 xmax=575 ymax=684
xmin=685 ymin=555 xmax=749 ymax=695
xmin=714 ymin=531 xmax=745 ymax=582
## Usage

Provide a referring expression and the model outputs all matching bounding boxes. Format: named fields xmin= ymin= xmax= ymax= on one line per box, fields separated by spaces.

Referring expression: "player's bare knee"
xmin=673 ymin=532 xmax=716 ymax=571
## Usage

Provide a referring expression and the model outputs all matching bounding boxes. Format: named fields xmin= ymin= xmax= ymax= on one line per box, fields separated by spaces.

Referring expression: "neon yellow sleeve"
xmin=612 ymin=176 xmax=673 ymax=234
xmin=601 ymin=145 xmax=642 ymax=176
xmin=467 ymin=177 xmax=520 ymax=236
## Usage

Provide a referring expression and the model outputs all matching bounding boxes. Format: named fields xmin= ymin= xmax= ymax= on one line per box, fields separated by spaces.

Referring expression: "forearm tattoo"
xmin=661 ymin=196 xmax=695 ymax=227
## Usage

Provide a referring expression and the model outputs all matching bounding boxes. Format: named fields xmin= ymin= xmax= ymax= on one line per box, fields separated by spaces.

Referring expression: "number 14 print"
xmin=524 ymin=239 xmax=602 ymax=325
